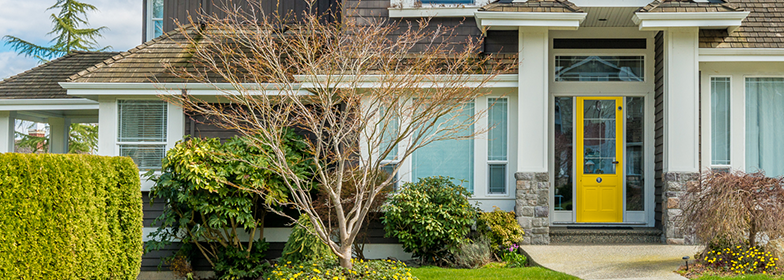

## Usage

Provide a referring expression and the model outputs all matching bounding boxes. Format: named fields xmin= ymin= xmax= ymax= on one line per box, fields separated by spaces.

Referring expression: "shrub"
xmin=382 ymin=176 xmax=479 ymax=265
xmin=0 ymin=153 xmax=143 ymax=279
xmin=280 ymin=213 xmax=336 ymax=264
xmin=451 ymin=236 xmax=493 ymax=269
xmin=146 ymin=133 xmax=312 ymax=279
xmin=501 ymin=244 xmax=528 ymax=268
xmin=265 ymin=259 xmax=416 ymax=280
xmin=477 ymin=207 xmax=525 ymax=251
xmin=698 ymin=246 xmax=778 ymax=275
xmin=680 ymin=170 xmax=784 ymax=248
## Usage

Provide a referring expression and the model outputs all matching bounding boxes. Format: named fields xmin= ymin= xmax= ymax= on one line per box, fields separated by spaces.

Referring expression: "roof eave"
xmin=475 ymin=11 xmax=587 ymax=31
xmin=632 ymin=11 xmax=750 ymax=32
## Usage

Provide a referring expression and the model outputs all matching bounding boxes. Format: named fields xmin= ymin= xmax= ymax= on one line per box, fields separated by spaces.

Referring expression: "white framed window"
xmin=487 ymin=98 xmax=508 ymax=195
xmin=117 ymin=100 xmax=168 ymax=170
xmin=710 ymin=76 xmax=731 ymax=166
xmin=380 ymin=109 xmax=400 ymax=190
xmin=147 ymin=0 xmax=164 ymax=40
xmin=555 ymin=55 xmax=645 ymax=82
xmin=745 ymin=77 xmax=784 ymax=177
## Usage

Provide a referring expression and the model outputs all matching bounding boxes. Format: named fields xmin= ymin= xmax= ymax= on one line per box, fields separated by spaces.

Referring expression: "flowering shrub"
xmin=501 ymin=244 xmax=528 ymax=268
xmin=265 ymin=259 xmax=417 ymax=280
xmin=476 ymin=207 xmax=525 ymax=250
xmin=700 ymin=246 xmax=778 ymax=275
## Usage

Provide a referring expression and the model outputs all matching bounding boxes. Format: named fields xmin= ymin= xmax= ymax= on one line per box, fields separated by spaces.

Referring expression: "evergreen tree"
xmin=3 ymin=0 xmax=109 ymax=62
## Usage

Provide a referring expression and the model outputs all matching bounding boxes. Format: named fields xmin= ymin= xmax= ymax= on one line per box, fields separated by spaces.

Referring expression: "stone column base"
xmin=662 ymin=171 xmax=699 ymax=245
xmin=515 ymin=172 xmax=550 ymax=245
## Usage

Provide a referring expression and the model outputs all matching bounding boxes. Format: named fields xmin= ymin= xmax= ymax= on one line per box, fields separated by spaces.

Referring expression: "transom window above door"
xmin=555 ymin=56 xmax=645 ymax=82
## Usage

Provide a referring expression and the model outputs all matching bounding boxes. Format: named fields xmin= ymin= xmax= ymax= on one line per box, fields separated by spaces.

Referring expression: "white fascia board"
xmin=388 ymin=7 xmax=478 ymax=18
xmin=570 ymin=0 xmax=652 ymax=7
xmin=475 ymin=12 xmax=586 ymax=31
xmin=699 ymin=48 xmax=784 ymax=62
xmin=632 ymin=12 xmax=750 ymax=31
xmin=293 ymin=74 xmax=519 ymax=88
xmin=0 ymin=98 xmax=99 ymax=111
xmin=59 ymin=82 xmax=311 ymax=97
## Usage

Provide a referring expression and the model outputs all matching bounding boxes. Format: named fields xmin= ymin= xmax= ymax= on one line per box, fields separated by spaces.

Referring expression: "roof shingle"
xmin=0 ymin=51 xmax=120 ymax=99
xmin=699 ymin=0 xmax=784 ymax=48
xmin=479 ymin=0 xmax=584 ymax=13
xmin=638 ymin=0 xmax=739 ymax=13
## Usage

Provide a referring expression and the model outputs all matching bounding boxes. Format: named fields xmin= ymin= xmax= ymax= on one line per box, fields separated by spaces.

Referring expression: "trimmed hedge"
xmin=0 ymin=153 xmax=143 ymax=279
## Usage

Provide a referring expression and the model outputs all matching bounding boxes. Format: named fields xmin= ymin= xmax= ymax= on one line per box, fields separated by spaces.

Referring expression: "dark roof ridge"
xmin=67 ymin=24 xmax=197 ymax=82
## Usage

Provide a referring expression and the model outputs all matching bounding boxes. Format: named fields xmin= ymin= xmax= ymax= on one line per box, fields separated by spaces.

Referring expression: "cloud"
xmin=0 ymin=51 xmax=38 ymax=80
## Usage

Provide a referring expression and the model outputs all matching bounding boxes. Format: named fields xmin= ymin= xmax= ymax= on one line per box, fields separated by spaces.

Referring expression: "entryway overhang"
xmin=475 ymin=12 xmax=587 ymax=31
xmin=632 ymin=12 xmax=750 ymax=33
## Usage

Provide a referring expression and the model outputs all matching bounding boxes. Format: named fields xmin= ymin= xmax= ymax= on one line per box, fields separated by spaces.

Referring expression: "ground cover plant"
xmin=382 ymin=176 xmax=479 ymax=265
xmin=266 ymin=259 xmax=415 ymax=280
xmin=410 ymin=266 xmax=579 ymax=280
xmin=0 ymin=153 xmax=142 ymax=279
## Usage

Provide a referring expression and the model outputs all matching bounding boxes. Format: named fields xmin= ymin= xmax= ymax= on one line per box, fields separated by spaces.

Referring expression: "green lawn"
xmin=410 ymin=266 xmax=579 ymax=280
xmin=694 ymin=275 xmax=782 ymax=280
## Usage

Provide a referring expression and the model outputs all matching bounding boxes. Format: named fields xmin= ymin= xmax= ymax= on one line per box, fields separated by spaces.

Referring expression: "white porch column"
xmin=0 ymin=111 xmax=15 ymax=153
xmin=517 ymin=27 xmax=549 ymax=173
xmin=97 ymin=97 xmax=117 ymax=156
xmin=48 ymin=117 xmax=70 ymax=154
xmin=664 ymin=28 xmax=700 ymax=173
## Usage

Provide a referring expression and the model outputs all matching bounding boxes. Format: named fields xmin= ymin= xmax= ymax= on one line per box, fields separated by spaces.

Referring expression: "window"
xmin=555 ymin=56 xmax=644 ymax=82
xmin=147 ymin=0 xmax=163 ymax=40
xmin=553 ymin=97 xmax=573 ymax=211
xmin=711 ymin=77 xmax=731 ymax=166
xmin=487 ymin=98 xmax=508 ymax=195
xmin=411 ymin=102 xmax=474 ymax=193
xmin=625 ymin=97 xmax=644 ymax=211
xmin=118 ymin=100 xmax=167 ymax=170
xmin=746 ymin=78 xmax=784 ymax=177
xmin=380 ymin=109 xmax=400 ymax=190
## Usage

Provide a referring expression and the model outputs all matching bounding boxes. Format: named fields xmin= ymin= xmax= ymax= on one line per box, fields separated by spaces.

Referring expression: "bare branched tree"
xmin=679 ymin=170 xmax=784 ymax=249
xmin=159 ymin=0 xmax=514 ymax=268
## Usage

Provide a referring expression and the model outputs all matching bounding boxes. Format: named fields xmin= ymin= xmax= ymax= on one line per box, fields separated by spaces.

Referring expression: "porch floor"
xmin=522 ymin=244 xmax=701 ymax=280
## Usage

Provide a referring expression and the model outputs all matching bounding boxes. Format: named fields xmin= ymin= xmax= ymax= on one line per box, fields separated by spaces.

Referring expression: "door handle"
xmin=612 ymin=161 xmax=619 ymax=164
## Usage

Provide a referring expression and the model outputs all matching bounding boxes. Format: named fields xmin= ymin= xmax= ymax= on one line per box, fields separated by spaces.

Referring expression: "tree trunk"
xmin=749 ymin=216 xmax=758 ymax=248
xmin=339 ymin=245 xmax=353 ymax=269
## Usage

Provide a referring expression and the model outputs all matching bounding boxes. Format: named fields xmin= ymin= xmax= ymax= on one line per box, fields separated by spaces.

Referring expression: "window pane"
xmin=711 ymin=77 xmax=731 ymax=165
xmin=120 ymin=145 xmax=165 ymax=170
xmin=626 ymin=97 xmax=644 ymax=211
xmin=381 ymin=163 xmax=398 ymax=191
xmin=412 ymin=103 xmax=474 ymax=192
xmin=488 ymin=98 xmax=508 ymax=161
xmin=488 ymin=164 xmax=506 ymax=194
xmin=380 ymin=109 xmax=399 ymax=161
xmin=152 ymin=0 xmax=163 ymax=18
xmin=118 ymin=100 xmax=168 ymax=142
xmin=746 ymin=78 xmax=784 ymax=177
xmin=154 ymin=20 xmax=163 ymax=38
xmin=555 ymin=56 xmax=644 ymax=82
xmin=583 ymin=99 xmax=617 ymax=175
xmin=554 ymin=97 xmax=573 ymax=211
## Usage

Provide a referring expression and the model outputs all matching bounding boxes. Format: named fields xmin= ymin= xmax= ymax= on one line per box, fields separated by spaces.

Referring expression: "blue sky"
xmin=0 ymin=0 xmax=142 ymax=79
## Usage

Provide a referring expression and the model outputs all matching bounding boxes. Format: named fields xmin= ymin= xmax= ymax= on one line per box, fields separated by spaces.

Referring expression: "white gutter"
xmin=474 ymin=12 xmax=587 ymax=31
xmin=0 ymin=98 xmax=99 ymax=111
xmin=699 ymin=48 xmax=784 ymax=62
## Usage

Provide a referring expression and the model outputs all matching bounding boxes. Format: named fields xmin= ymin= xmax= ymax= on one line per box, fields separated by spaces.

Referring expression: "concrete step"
xmin=550 ymin=227 xmax=663 ymax=244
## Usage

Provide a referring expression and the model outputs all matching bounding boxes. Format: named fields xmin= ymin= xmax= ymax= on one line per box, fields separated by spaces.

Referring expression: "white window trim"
xmin=741 ymin=75 xmax=784 ymax=175
xmin=707 ymin=75 xmax=733 ymax=169
xmin=553 ymin=54 xmax=648 ymax=84
xmin=485 ymin=96 xmax=510 ymax=197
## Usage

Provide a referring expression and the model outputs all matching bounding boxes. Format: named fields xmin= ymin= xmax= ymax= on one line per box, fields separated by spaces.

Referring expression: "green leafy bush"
xmin=501 ymin=244 xmax=528 ymax=268
xmin=477 ymin=207 xmax=525 ymax=250
xmin=280 ymin=213 xmax=336 ymax=264
xmin=266 ymin=259 xmax=416 ymax=280
xmin=146 ymin=133 xmax=312 ymax=279
xmin=0 ymin=153 xmax=142 ymax=279
xmin=451 ymin=236 xmax=493 ymax=269
xmin=382 ymin=176 xmax=478 ymax=265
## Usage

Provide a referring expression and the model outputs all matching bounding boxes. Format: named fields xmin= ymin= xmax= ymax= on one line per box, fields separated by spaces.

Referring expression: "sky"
xmin=0 ymin=0 xmax=142 ymax=79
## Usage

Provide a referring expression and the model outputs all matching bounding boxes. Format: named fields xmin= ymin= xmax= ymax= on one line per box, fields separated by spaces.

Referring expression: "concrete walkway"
xmin=522 ymin=245 xmax=701 ymax=280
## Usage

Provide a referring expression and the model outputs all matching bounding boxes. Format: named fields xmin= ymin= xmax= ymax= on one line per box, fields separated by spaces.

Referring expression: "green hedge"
xmin=0 ymin=153 xmax=143 ymax=279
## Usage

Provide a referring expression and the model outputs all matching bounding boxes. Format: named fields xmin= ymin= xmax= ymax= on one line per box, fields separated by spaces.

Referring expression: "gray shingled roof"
xmin=0 ymin=51 xmax=120 ymax=99
xmin=638 ymin=0 xmax=739 ymax=13
xmin=479 ymin=0 xmax=584 ymax=13
xmin=700 ymin=0 xmax=784 ymax=48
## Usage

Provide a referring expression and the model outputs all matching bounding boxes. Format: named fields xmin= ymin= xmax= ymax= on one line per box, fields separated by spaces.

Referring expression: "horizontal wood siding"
xmin=485 ymin=31 xmax=518 ymax=54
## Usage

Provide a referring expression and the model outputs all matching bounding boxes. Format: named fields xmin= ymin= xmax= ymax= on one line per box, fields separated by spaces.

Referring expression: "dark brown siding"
xmin=485 ymin=31 xmax=518 ymax=54
xmin=654 ymin=31 xmax=664 ymax=230
xmin=185 ymin=113 xmax=241 ymax=140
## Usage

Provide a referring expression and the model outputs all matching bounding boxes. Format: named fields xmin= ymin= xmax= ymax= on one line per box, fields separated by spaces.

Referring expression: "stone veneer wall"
xmin=662 ymin=171 xmax=700 ymax=245
xmin=515 ymin=172 xmax=550 ymax=245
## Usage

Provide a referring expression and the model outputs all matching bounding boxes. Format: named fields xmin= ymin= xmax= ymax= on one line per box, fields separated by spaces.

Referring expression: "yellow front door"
xmin=576 ymin=97 xmax=624 ymax=223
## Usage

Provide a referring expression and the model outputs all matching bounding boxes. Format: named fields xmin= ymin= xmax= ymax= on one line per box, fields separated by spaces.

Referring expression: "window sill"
xmin=388 ymin=6 xmax=479 ymax=18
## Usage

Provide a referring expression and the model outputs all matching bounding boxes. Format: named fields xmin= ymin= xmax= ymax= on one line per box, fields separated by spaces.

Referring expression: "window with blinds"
xmin=488 ymin=98 xmax=508 ymax=195
xmin=117 ymin=100 xmax=168 ymax=170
